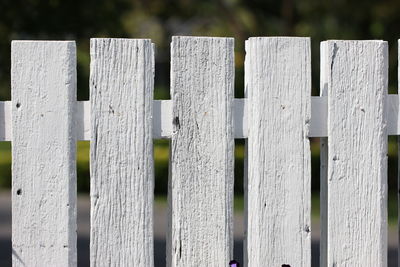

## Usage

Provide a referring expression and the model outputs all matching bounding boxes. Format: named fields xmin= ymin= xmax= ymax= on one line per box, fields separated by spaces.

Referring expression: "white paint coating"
xmin=0 ymin=96 xmax=399 ymax=139
xmin=167 ymin=36 xmax=234 ymax=266
xmin=0 ymin=101 xmax=12 ymax=141
xmin=89 ymin=38 xmax=154 ymax=266
xmin=324 ymin=40 xmax=388 ymax=266
xmin=4 ymin=37 xmax=400 ymax=267
xmin=11 ymin=41 xmax=77 ymax=266
xmin=244 ymin=37 xmax=311 ymax=266
xmin=76 ymin=101 xmax=90 ymax=141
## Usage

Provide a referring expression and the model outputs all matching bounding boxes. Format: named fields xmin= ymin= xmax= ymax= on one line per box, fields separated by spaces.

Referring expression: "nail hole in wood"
xmin=173 ymin=116 xmax=180 ymax=129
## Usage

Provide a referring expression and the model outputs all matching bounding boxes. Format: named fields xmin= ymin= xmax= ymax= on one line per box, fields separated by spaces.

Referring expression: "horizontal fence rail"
xmin=4 ymin=37 xmax=400 ymax=267
xmin=0 ymin=94 xmax=399 ymax=140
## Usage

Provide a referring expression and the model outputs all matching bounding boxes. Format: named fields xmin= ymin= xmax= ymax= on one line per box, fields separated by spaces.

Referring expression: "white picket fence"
xmin=4 ymin=36 xmax=397 ymax=266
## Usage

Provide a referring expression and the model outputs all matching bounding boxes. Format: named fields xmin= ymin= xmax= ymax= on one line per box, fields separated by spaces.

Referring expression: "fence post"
xmin=11 ymin=41 xmax=77 ymax=266
xmin=244 ymin=37 xmax=311 ymax=266
xmin=90 ymin=38 xmax=155 ymax=266
xmin=321 ymin=40 xmax=388 ymax=266
xmin=168 ymin=36 xmax=235 ymax=266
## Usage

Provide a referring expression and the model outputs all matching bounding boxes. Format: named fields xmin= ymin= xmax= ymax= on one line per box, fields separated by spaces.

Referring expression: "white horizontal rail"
xmin=0 ymin=95 xmax=399 ymax=140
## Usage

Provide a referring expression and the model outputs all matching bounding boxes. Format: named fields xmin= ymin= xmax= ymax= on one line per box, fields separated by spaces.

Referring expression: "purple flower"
xmin=229 ymin=260 xmax=239 ymax=267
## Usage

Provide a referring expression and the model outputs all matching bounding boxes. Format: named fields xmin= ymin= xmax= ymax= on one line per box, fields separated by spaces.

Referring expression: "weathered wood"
xmin=0 ymin=95 xmax=400 ymax=140
xmin=11 ymin=41 xmax=77 ymax=266
xmin=244 ymin=37 xmax=311 ymax=266
xmin=323 ymin=40 xmax=388 ymax=266
xmin=168 ymin=36 xmax=234 ymax=266
xmin=90 ymin=38 xmax=154 ymax=266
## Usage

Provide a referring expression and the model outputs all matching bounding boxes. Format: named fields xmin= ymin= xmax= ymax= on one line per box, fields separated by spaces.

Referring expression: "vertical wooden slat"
xmin=244 ymin=37 xmax=311 ymax=266
xmin=90 ymin=38 xmax=154 ymax=266
xmin=324 ymin=40 xmax=388 ymax=266
xmin=11 ymin=41 xmax=77 ymax=266
xmin=168 ymin=36 xmax=234 ymax=266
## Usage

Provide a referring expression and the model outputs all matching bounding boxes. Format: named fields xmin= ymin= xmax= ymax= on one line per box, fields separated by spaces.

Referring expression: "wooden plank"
xmin=76 ymin=101 xmax=90 ymax=141
xmin=0 ymin=101 xmax=11 ymax=141
xmin=0 ymin=95 xmax=399 ymax=140
xmin=244 ymin=37 xmax=311 ymax=266
xmin=168 ymin=36 xmax=234 ymax=266
xmin=324 ymin=40 xmax=388 ymax=266
xmin=153 ymin=100 xmax=172 ymax=139
xmin=11 ymin=41 xmax=77 ymax=266
xmin=90 ymin=38 xmax=154 ymax=266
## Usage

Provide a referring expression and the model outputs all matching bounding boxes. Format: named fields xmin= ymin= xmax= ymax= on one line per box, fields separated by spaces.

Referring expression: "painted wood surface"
xmin=168 ymin=36 xmax=234 ymax=266
xmin=0 ymin=101 xmax=11 ymax=141
xmin=11 ymin=41 xmax=77 ymax=266
xmin=90 ymin=38 xmax=154 ymax=266
xmin=244 ymin=37 xmax=311 ymax=266
xmin=323 ymin=40 xmax=388 ymax=266
xmin=1 ymin=95 xmax=400 ymax=140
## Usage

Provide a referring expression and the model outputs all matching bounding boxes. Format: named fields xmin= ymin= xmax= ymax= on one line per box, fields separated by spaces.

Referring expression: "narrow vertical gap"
xmin=388 ymin=135 xmax=398 ymax=266
xmin=319 ymin=137 xmax=328 ymax=267
xmin=0 ymin=141 xmax=11 ymax=266
xmin=76 ymin=44 xmax=90 ymax=267
xmin=154 ymin=139 xmax=169 ymax=267
xmin=76 ymin=140 xmax=90 ymax=267
xmin=234 ymin=139 xmax=245 ymax=265
xmin=311 ymin=137 xmax=322 ymax=267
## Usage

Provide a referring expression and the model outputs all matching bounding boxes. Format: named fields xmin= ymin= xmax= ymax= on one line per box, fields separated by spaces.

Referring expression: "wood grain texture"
xmin=244 ymin=37 xmax=311 ymax=267
xmin=11 ymin=41 xmax=77 ymax=266
xmin=90 ymin=38 xmax=154 ymax=266
xmin=324 ymin=40 xmax=388 ymax=266
xmin=168 ymin=36 xmax=234 ymax=267
xmin=1 ymin=96 xmax=400 ymax=140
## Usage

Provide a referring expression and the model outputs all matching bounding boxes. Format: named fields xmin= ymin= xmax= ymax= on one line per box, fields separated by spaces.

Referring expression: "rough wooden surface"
xmin=1 ymin=95 xmax=400 ymax=140
xmin=323 ymin=40 xmax=388 ymax=266
xmin=90 ymin=38 xmax=154 ymax=266
xmin=11 ymin=41 xmax=77 ymax=267
xmin=244 ymin=37 xmax=311 ymax=267
xmin=168 ymin=36 xmax=234 ymax=267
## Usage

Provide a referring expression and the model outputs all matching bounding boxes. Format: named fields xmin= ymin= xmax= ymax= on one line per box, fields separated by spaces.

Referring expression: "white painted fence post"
xmin=244 ymin=37 xmax=311 ymax=267
xmin=321 ymin=40 xmax=388 ymax=266
xmin=11 ymin=41 xmax=77 ymax=266
xmin=90 ymin=38 xmax=155 ymax=266
xmin=168 ymin=36 xmax=235 ymax=266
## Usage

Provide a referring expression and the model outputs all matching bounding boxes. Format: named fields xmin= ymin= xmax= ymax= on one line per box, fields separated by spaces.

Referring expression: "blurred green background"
xmin=0 ymin=0 xmax=399 ymax=222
